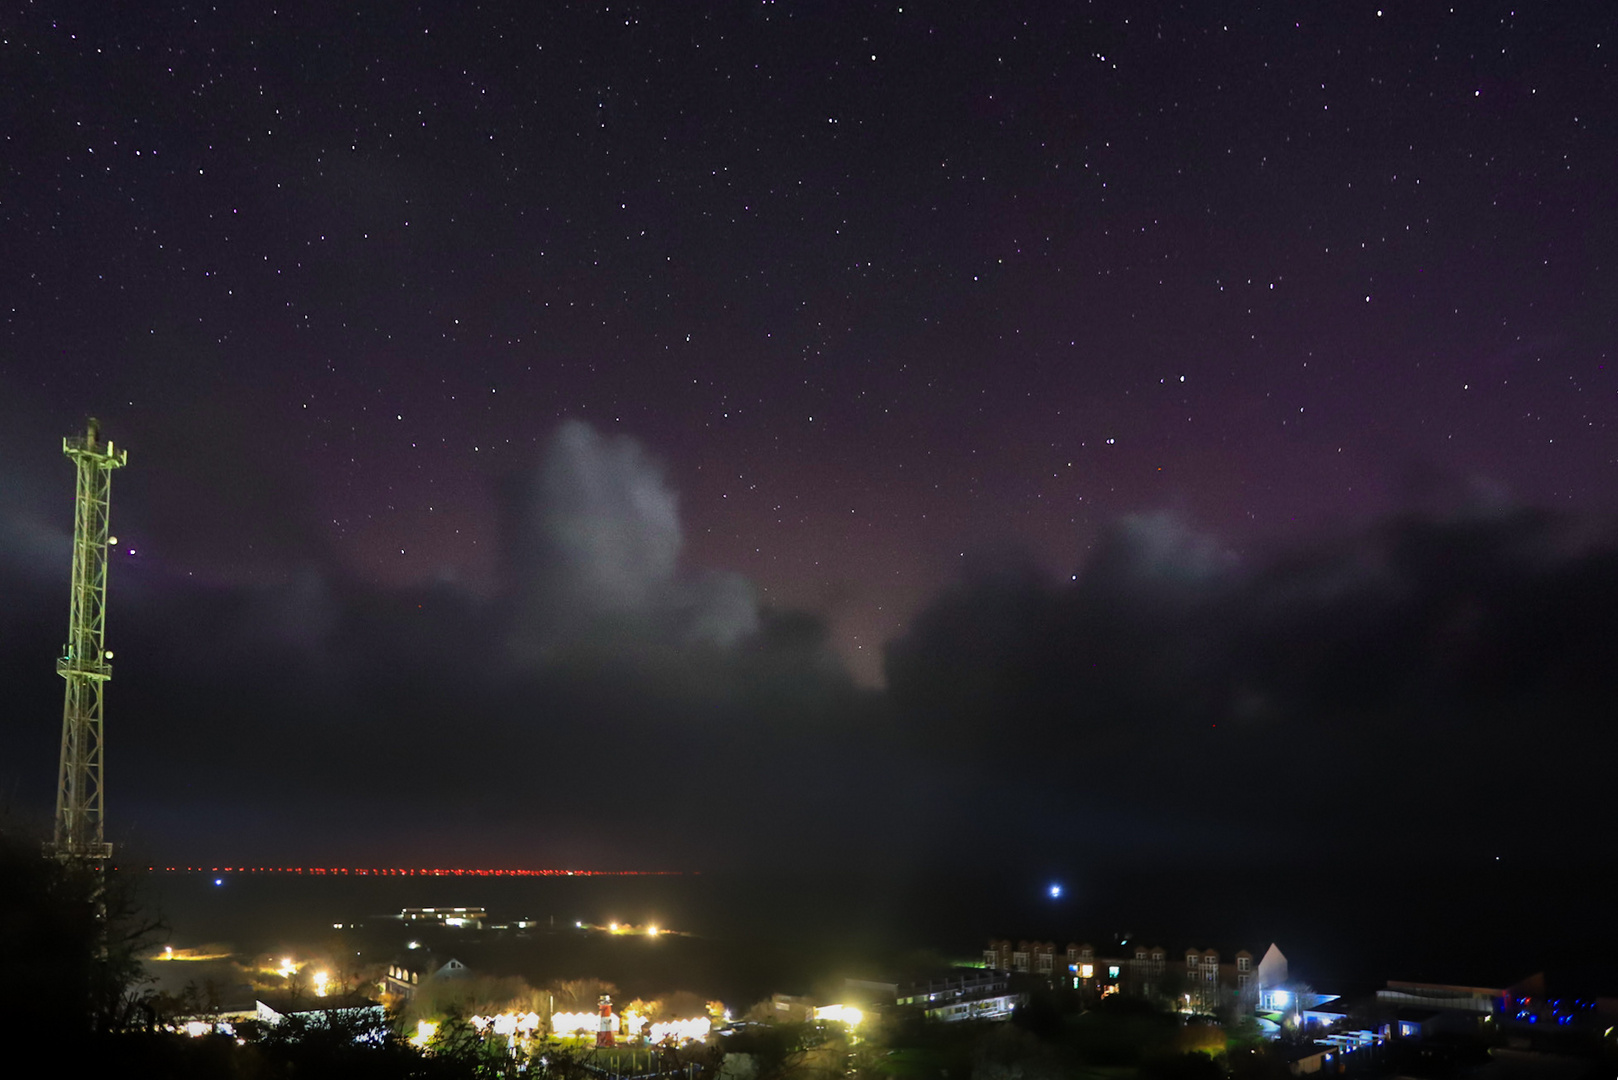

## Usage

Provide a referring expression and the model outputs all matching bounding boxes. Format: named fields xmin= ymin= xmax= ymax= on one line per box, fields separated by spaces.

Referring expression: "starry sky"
xmin=2 ymin=2 xmax=1616 ymax=870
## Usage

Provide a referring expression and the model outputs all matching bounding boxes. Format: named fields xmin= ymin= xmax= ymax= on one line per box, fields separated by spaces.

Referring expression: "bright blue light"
xmin=214 ymin=878 xmax=224 ymax=886
xmin=1048 ymin=884 xmax=1062 ymax=899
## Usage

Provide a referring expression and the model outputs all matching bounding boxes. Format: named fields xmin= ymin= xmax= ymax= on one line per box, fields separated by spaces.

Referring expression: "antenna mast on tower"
xmin=51 ymin=418 xmax=128 ymax=862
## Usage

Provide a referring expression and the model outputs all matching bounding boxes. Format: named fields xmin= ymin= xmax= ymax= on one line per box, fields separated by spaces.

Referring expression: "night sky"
xmin=2 ymin=3 xmax=1616 ymax=872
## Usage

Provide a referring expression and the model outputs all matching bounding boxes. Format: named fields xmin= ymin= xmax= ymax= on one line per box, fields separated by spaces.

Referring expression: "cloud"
xmin=514 ymin=419 xmax=759 ymax=658
xmin=884 ymin=507 xmax=1618 ymax=859
xmin=537 ymin=419 xmax=681 ymax=615
xmin=0 ymin=420 xmax=879 ymax=868
xmin=0 ymin=507 xmax=70 ymax=582
xmin=0 ymin=411 xmax=76 ymax=583
xmin=16 ymin=413 xmax=1610 ymax=868
xmin=1089 ymin=511 xmax=1237 ymax=590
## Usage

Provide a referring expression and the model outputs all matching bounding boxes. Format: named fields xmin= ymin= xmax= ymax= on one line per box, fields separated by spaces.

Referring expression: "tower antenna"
xmin=51 ymin=417 xmax=128 ymax=862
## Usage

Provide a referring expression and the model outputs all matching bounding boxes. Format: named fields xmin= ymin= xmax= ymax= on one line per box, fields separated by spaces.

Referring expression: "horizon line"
xmin=128 ymin=866 xmax=693 ymax=877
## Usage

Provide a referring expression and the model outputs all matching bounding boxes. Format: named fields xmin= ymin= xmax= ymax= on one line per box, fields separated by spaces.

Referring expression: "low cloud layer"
xmin=884 ymin=507 xmax=1618 ymax=859
xmin=0 ymin=420 xmax=865 ymax=869
xmin=3 ymin=421 xmax=1615 ymax=869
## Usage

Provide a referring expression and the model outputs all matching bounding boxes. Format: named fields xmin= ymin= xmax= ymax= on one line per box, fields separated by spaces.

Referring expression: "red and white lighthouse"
xmin=596 ymin=993 xmax=615 ymax=1048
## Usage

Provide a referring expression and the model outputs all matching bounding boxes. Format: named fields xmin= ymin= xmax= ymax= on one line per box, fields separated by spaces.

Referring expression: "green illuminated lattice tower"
xmin=51 ymin=418 xmax=128 ymax=863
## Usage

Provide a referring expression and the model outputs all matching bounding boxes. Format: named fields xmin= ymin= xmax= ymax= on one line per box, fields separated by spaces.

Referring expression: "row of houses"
xmin=984 ymin=938 xmax=1291 ymax=1012
xmin=975 ymin=941 xmax=1618 ymax=1071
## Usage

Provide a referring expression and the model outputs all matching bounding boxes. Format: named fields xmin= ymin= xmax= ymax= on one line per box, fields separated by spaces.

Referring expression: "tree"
xmin=548 ymin=977 xmax=619 ymax=1013
xmin=405 ymin=973 xmax=539 ymax=1031
xmin=0 ymin=826 xmax=164 ymax=1037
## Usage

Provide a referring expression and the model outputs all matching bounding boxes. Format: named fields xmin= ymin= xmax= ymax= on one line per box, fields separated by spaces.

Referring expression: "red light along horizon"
xmin=128 ymin=867 xmax=692 ymax=876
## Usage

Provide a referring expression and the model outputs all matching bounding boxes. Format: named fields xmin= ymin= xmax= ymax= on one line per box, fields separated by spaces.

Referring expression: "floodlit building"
xmin=986 ymin=938 xmax=1288 ymax=1011
xmin=1376 ymin=975 xmax=1534 ymax=1016
xmin=1365 ymin=974 xmax=1613 ymax=1043
xmin=983 ymin=939 xmax=1058 ymax=976
xmin=896 ymin=970 xmax=1026 ymax=1023
xmin=383 ymin=954 xmax=470 ymax=1001
xmin=400 ymin=906 xmax=487 ymax=928
xmin=770 ymin=994 xmax=816 ymax=1023
xmin=1179 ymin=944 xmax=1276 ymax=1011
xmin=1067 ymin=943 xmax=1136 ymax=997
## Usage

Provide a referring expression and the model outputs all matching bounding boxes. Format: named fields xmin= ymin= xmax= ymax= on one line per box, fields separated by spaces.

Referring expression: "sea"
xmin=133 ymin=856 xmax=1613 ymax=1008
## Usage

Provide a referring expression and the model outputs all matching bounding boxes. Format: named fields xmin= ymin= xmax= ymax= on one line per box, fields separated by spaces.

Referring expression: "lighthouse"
xmin=597 ymin=993 xmax=615 ymax=1048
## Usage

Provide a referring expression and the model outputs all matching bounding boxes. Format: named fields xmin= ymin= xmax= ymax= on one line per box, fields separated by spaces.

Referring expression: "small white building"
xmin=400 ymin=906 xmax=487 ymax=928
xmin=256 ymin=993 xmax=386 ymax=1032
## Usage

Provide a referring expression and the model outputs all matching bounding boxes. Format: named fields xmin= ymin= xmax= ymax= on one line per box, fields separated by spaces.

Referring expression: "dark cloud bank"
xmin=887 ymin=509 xmax=1618 ymax=862
xmin=3 ymin=422 xmax=1616 ymax=872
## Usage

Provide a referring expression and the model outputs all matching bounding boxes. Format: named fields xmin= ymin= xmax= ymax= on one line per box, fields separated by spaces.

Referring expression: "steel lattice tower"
xmin=51 ymin=418 xmax=127 ymax=863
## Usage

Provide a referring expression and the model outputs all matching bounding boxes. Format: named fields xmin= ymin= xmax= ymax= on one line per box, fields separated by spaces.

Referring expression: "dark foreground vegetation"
xmin=0 ymin=829 xmax=536 ymax=1077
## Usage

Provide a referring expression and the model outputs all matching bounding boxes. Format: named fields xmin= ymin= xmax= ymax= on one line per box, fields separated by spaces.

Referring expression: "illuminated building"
xmin=770 ymin=994 xmax=816 ymax=1023
xmin=986 ymin=938 xmax=1288 ymax=1011
xmin=896 ymin=971 xmax=1026 ymax=1023
xmin=1366 ymin=974 xmax=1612 ymax=1043
xmin=400 ymin=906 xmax=488 ymax=928
xmin=383 ymin=954 xmax=470 ymax=1001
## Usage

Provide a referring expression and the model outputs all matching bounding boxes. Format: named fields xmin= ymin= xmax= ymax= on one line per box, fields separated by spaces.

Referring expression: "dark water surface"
xmin=132 ymin=857 xmax=1613 ymax=1006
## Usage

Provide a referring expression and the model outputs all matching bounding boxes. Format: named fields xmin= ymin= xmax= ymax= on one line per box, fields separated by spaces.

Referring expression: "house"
xmin=1179 ymin=943 xmax=1293 ymax=1011
xmin=987 ymin=937 xmax=1286 ymax=1012
xmin=984 ymin=939 xmax=1060 ymax=978
xmin=400 ymin=906 xmax=487 ymax=929
xmin=383 ymin=954 xmax=470 ymax=1001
